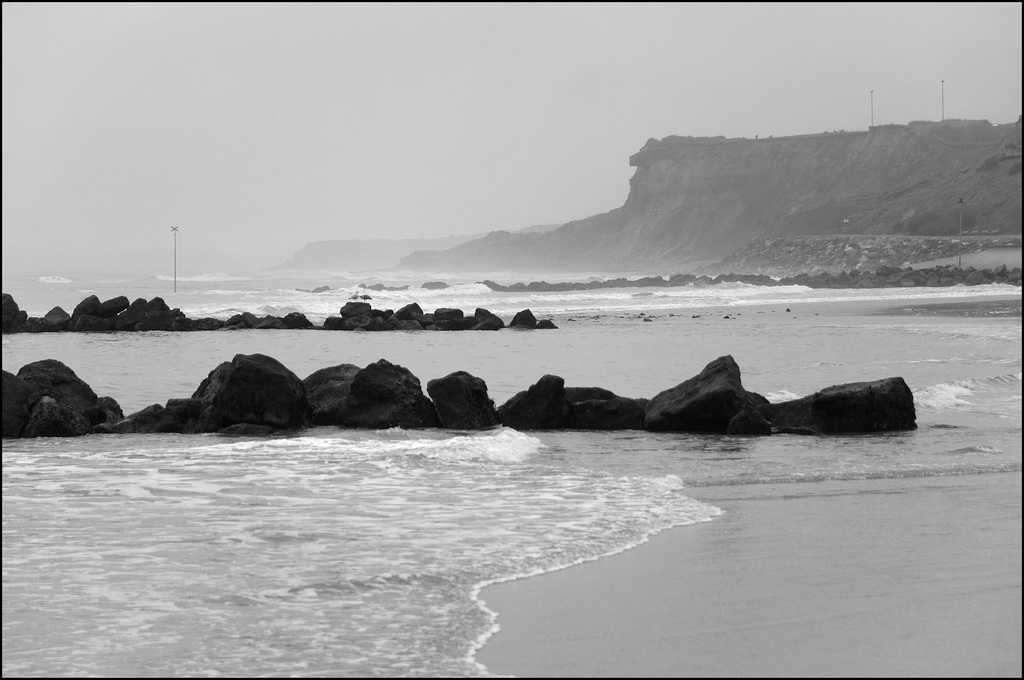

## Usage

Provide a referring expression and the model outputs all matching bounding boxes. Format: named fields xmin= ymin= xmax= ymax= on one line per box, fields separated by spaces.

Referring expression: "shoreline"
xmin=475 ymin=472 xmax=1023 ymax=677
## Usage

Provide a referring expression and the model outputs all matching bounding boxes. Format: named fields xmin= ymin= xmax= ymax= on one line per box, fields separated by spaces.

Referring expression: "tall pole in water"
xmin=941 ymin=80 xmax=945 ymax=121
xmin=957 ymin=197 xmax=964 ymax=268
xmin=870 ymin=90 xmax=874 ymax=127
xmin=171 ymin=226 xmax=179 ymax=292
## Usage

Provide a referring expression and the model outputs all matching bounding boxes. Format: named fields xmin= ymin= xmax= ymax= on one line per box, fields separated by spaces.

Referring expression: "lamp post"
xmin=171 ymin=226 xmax=179 ymax=292
xmin=941 ymin=80 xmax=945 ymax=121
xmin=957 ymin=197 xmax=964 ymax=269
xmin=870 ymin=90 xmax=874 ymax=127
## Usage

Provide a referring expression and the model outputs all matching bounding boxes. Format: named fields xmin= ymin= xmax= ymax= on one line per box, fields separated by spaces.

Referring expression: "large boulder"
xmin=114 ymin=297 xmax=151 ymax=331
xmin=2 ymin=293 xmax=21 ymax=332
xmin=16 ymin=359 xmax=99 ymax=411
xmin=510 ymin=309 xmax=538 ymax=329
xmin=303 ymin=364 xmax=361 ymax=426
xmin=426 ymin=371 xmax=500 ymax=429
xmin=95 ymin=296 xmax=130 ymax=318
xmin=22 ymin=396 xmax=92 ymax=438
xmin=759 ymin=377 xmax=917 ymax=434
xmin=497 ymin=374 xmax=572 ymax=429
xmin=333 ymin=359 xmax=440 ymax=429
xmin=644 ymin=355 xmax=768 ymax=433
xmin=71 ymin=295 xmax=101 ymax=319
xmin=68 ymin=315 xmax=114 ymax=332
xmin=3 ymin=370 xmax=41 ymax=437
xmin=191 ymin=354 xmax=308 ymax=431
xmin=42 ymin=307 xmax=71 ymax=331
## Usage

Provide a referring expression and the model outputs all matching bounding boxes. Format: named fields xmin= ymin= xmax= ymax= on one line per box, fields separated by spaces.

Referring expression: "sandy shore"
xmin=476 ymin=472 xmax=1022 ymax=677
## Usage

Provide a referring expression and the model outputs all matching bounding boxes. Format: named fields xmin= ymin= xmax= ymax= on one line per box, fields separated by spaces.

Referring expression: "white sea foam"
xmin=914 ymin=380 xmax=977 ymax=409
xmin=33 ymin=275 xmax=74 ymax=284
xmin=155 ymin=273 xmax=254 ymax=282
xmin=764 ymin=389 xmax=803 ymax=403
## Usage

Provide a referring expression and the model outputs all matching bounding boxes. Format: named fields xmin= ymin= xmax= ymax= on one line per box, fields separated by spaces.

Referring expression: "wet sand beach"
xmin=476 ymin=472 xmax=1023 ymax=678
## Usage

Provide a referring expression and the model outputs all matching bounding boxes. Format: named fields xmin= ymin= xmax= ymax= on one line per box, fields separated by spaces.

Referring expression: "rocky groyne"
xmin=3 ymin=354 xmax=916 ymax=439
xmin=482 ymin=260 xmax=1022 ymax=293
xmin=0 ymin=294 xmax=557 ymax=334
xmin=713 ymin=235 xmax=1022 ymax=277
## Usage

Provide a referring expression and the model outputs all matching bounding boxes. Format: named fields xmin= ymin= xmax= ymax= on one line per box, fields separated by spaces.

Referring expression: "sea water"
xmin=2 ymin=271 xmax=1021 ymax=676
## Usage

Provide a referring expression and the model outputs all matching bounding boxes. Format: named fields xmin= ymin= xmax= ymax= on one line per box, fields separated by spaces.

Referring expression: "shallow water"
xmin=2 ymin=276 xmax=1021 ymax=676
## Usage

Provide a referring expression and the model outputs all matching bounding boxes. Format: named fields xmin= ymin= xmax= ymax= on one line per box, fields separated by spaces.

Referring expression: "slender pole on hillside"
xmin=870 ymin=90 xmax=874 ymax=127
xmin=171 ymin=226 xmax=179 ymax=292
xmin=957 ymin=197 xmax=964 ymax=268
xmin=941 ymin=80 xmax=945 ymax=121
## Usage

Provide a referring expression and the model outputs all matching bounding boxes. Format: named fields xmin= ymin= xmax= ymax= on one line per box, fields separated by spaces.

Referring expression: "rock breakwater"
xmin=3 ymin=354 xmax=916 ymax=439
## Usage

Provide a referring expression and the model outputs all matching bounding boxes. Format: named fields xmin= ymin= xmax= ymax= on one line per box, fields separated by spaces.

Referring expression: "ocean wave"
xmin=33 ymin=276 xmax=74 ymax=284
xmin=154 ymin=273 xmax=254 ymax=282
xmin=763 ymin=389 xmax=803 ymax=403
xmin=913 ymin=373 xmax=1022 ymax=410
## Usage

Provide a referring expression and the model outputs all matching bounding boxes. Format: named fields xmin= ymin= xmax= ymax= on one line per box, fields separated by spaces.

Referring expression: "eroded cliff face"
xmin=399 ymin=118 xmax=1021 ymax=272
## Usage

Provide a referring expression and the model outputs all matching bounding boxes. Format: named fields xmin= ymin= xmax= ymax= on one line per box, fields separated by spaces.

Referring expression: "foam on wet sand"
xmin=476 ymin=473 xmax=1022 ymax=677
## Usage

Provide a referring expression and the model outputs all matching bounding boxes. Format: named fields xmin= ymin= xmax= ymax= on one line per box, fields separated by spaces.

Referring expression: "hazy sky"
xmin=3 ymin=2 xmax=1021 ymax=276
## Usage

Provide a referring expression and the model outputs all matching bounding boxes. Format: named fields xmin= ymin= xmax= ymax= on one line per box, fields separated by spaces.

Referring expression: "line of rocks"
xmin=715 ymin=235 xmax=1023 ymax=277
xmin=3 ymin=353 xmax=916 ymax=440
xmin=481 ymin=262 xmax=1021 ymax=293
xmin=0 ymin=294 xmax=557 ymax=334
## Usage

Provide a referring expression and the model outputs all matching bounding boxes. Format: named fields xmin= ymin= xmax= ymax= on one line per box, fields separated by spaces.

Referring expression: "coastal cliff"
xmin=400 ymin=118 xmax=1022 ymax=272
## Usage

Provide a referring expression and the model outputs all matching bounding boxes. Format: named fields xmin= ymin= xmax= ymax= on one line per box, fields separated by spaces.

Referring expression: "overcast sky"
xmin=3 ymin=2 xmax=1021 ymax=276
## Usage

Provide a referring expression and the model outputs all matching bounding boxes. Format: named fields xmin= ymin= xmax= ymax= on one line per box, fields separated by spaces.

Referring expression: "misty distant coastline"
xmin=271 ymin=118 xmax=1021 ymax=279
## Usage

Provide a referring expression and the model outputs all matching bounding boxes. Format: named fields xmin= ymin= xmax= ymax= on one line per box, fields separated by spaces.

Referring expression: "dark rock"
xmin=217 ymin=423 xmax=279 ymax=436
xmin=224 ymin=311 xmax=259 ymax=329
xmin=311 ymin=285 xmax=332 ymax=294
xmin=570 ymin=397 xmax=647 ymax=430
xmin=68 ymin=314 xmax=114 ymax=332
xmin=333 ymin=359 xmax=439 ymax=429
xmin=435 ymin=317 xmax=477 ymax=331
xmin=43 ymin=307 xmax=71 ymax=331
xmin=145 ymin=297 xmax=169 ymax=313
xmin=341 ymin=313 xmax=375 ymax=330
xmin=83 ymin=395 xmax=124 ymax=428
xmin=303 ymin=364 xmax=361 ymax=426
xmin=339 ymin=301 xmax=372 ymax=317
xmin=473 ymin=308 xmax=505 ymax=328
xmin=760 ymin=377 xmax=916 ymax=434
xmin=394 ymin=303 xmax=424 ymax=320
xmin=510 ymin=309 xmax=538 ymax=328
xmin=191 ymin=317 xmax=225 ymax=331
xmin=725 ymin=405 xmax=773 ymax=435
xmin=135 ymin=310 xmax=185 ymax=332
xmin=254 ymin=316 xmax=287 ymax=330
xmin=497 ymin=374 xmax=572 ymax=430
xmin=536 ymin=319 xmax=558 ymax=329
xmin=95 ymin=296 xmax=130 ymax=318
xmin=22 ymin=396 xmax=92 ymax=438
xmin=16 ymin=359 xmax=98 ymax=411
xmin=114 ymin=298 xmax=150 ymax=331
xmin=433 ymin=308 xmax=464 ymax=322
xmin=71 ymin=295 xmax=101 ymax=319
xmin=426 ymin=371 xmax=500 ymax=430
xmin=421 ymin=281 xmax=448 ymax=290
xmin=2 ymin=370 xmax=41 ymax=437
xmin=110 ymin=398 xmax=205 ymax=434
xmin=644 ymin=355 xmax=767 ymax=433
xmin=322 ymin=316 xmax=346 ymax=331
xmin=565 ymin=386 xmax=620 ymax=402
xmin=282 ymin=312 xmax=313 ymax=329
xmin=2 ymin=293 xmax=21 ymax=332
xmin=192 ymin=353 xmax=308 ymax=431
